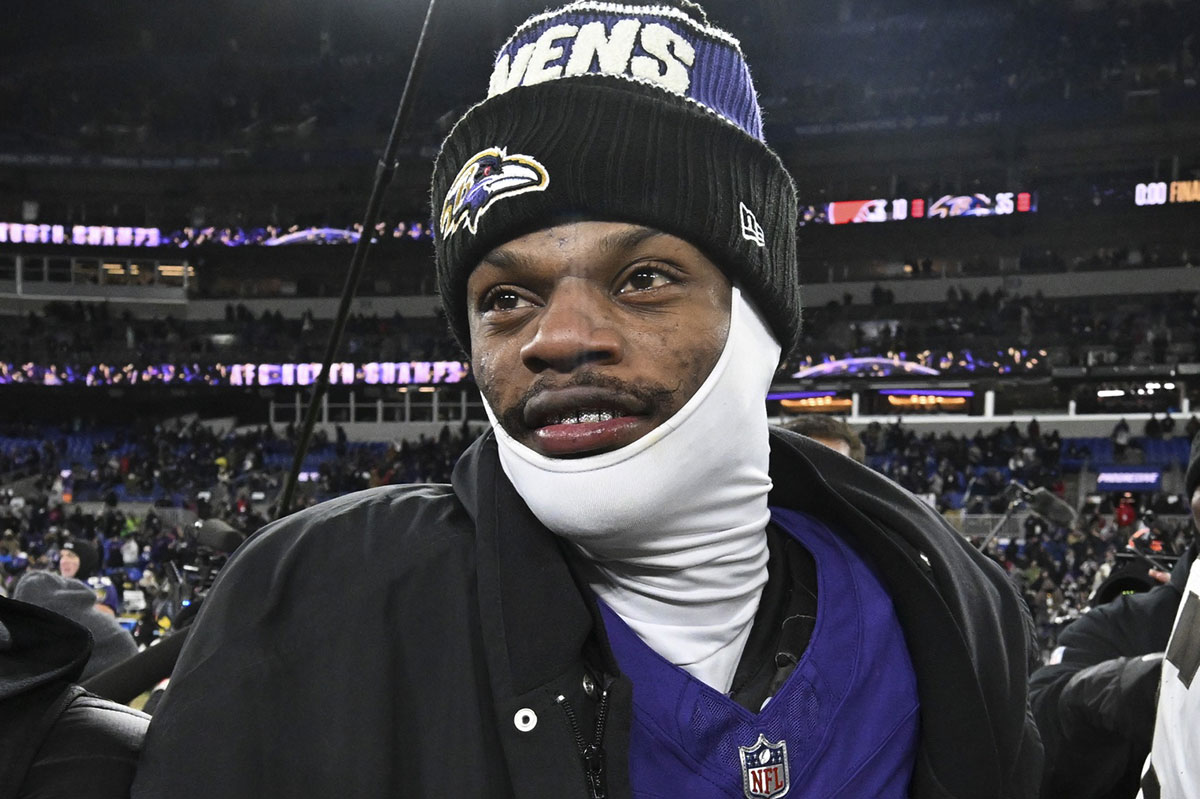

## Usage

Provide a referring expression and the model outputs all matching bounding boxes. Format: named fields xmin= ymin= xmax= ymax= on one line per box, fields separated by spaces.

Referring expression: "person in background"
xmin=1032 ymin=432 xmax=1197 ymax=799
xmin=57 ymin=547 xmax=81 ymax=580
xmin=781 ymin=415 xmax=865 ymax=463
xmin=1138 ymin=433 xmax=1200 ymax=798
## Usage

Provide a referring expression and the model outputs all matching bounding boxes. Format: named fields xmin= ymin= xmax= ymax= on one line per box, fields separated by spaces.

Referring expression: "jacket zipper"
xmin=556 ymin=685 xmax=610 ymax=799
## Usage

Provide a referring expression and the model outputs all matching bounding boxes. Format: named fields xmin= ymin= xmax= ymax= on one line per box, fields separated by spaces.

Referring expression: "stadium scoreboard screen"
xmin=1094 ymin=468 xmax=1163 ymax=492
xmin=1134 ymin=180 xmax=1200 ymax=207
xmin=800 ymin=191 xmax=1037 ymax=226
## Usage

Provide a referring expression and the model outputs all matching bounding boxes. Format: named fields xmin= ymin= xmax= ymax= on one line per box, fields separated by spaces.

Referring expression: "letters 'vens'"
xmin=489 ymin=19 xmax=696 ymax=98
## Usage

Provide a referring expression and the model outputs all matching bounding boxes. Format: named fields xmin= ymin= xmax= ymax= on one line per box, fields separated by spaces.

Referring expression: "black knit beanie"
xmin=431 ymin=1 xmax=800 ymax=357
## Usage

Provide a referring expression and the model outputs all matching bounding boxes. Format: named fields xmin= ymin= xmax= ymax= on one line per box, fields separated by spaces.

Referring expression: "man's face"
xmin=58 ymin=551 xmax=79 ymax=578
xmin=467 ymin=222 xmax=731 ymax=458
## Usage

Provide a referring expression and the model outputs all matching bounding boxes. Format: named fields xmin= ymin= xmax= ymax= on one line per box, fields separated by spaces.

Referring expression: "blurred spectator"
xmin=12 ymin=570 xmax=138 ymax=679
xmin=1114 ymin=419 xmax=1131 ymax=457
xmin=57 ymin=547 xmax=81 ymax=579
xmin=781 ymin=415 xmax=866 ymax=462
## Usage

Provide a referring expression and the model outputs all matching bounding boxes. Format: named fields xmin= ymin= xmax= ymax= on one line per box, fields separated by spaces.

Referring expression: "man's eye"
xmin=483 ymin=289 xmax=533 ymax=312
xmin=618 ymin=268 xmax=673 ymax=293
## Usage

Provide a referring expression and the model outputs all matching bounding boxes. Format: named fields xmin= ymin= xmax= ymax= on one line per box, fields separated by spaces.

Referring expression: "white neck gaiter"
xmin=482 ymin=287 xmax=781 ymax=692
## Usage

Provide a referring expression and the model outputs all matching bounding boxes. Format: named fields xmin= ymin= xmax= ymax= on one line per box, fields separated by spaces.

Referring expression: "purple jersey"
xmin=599 ymin=507 xmax=919 ymax=798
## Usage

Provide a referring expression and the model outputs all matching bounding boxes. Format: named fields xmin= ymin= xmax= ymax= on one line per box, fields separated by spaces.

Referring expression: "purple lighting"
xmin=877 ymin=389 xmax=975 ymax=397
xmin=766 ymin=391 xmax=838 ymax=401
xmin=264 ymin=227 xmax=361 ymax=246
xmin=0 ymin=361 xmax=471 ymax=387
xmin=793 ymin=357 xmax=941 ymax=379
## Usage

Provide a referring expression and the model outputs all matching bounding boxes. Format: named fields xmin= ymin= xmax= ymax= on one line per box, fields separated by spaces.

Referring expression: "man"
xmin=1137 ymin=434 xmax=1200 ymax=798
xmin=57 ymin=547 xmax=81 ymax=580
xmin=1032 ymin=433 xmax=1199 ymax=799
xmin=781 ymin=415 xmax=865 ymax=462
xmin=1031 ymin=518 xmax=1193 ymax=798
xmin=133 ymin=3 xmax=1041 ymax=797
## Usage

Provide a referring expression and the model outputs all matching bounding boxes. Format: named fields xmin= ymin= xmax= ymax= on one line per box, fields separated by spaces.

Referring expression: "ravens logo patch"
xmin=439 ymin=147 xmax=549 ymax=239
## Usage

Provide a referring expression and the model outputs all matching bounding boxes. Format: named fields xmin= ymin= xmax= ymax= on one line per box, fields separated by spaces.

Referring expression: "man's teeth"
xmin=552 ymin=410 xmax=617 ymax=425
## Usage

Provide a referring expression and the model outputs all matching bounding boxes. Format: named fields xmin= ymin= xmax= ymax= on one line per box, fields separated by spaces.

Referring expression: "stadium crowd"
xmin=2 ymin=285 xmax=1197 ymax=381
xmin=772 ymin=0 xmax=1200 ymax=133
xmin=0 ymin=416 xmax=476 ymax=507
xmin=2 ymin=416 xmax=1193 ymax=658
xmin=4 ymin=0 xmax=1196 ymax=159
xmin=792 ymin=283 xmax=1197 ymax=375
xmin=4 ymin=301 xmax=459 ymax=368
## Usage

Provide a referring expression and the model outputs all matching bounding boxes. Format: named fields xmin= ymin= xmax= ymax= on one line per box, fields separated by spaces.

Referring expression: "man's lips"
xmin=522 ymin=386 xmax=652 ymax=456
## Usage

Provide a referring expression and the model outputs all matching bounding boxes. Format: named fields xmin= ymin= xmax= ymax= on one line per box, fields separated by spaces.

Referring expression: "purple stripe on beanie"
xmin=490 ymin=7 xmax=762 ymax=140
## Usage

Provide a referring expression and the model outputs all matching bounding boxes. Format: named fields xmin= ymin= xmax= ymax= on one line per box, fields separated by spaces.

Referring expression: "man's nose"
xmin=520 ymin=281 xmax=623 ymax=373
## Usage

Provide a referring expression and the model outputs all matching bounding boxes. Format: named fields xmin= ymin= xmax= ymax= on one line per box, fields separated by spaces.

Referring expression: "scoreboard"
xmin=800 ymin=191 xmax=1037 ymax=226
xmin=1134 ymin=180 xmax=1200 ymax=206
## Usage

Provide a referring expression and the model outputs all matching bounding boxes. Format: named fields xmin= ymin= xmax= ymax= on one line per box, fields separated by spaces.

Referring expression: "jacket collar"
xmin=767 ymin=428 xmax=1015 ymax=798
xmin=453 ymin=431 xmax=593 ymax=695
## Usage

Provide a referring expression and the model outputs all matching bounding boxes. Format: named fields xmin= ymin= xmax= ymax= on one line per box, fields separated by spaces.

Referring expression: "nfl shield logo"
xmin=739 ymin=733 xmax=789 ymax=798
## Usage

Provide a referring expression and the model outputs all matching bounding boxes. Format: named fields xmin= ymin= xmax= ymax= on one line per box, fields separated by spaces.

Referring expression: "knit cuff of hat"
xmin=433 ymin=76 xmax=799 ymax=357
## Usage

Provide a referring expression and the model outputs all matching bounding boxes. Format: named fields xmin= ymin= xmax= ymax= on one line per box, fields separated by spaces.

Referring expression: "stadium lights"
xmin=877 ymin=389 xmax=974 ymax=397
xmin=158 ymin=264 xmax=194 ymax=277
xmin=886 ymin=395 xmax=968 ymax=408
xmin=780 ymin=396 xmax=852 ymax=411
xmin=767 ymin=391 xmax=837 ymax=400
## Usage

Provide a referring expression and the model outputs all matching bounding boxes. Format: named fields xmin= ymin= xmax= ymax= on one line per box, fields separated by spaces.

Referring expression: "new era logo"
xmin=739 ymin=202 xmax=765 ymax=247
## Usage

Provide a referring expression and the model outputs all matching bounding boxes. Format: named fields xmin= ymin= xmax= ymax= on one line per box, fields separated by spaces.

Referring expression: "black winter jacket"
xmin=0 ymin=595 xmax=149 ymax=799
xmin=133 ymin=429 xmax=1042 ymax=798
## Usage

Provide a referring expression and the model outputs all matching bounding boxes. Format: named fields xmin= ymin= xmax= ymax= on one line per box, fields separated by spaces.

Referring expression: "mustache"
xmin=500 ymin=371 xmax=677 ymax=433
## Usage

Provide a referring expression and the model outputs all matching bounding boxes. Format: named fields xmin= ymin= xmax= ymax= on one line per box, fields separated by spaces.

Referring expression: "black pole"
xmin=277 ymin=0 xmax=438 ymax=518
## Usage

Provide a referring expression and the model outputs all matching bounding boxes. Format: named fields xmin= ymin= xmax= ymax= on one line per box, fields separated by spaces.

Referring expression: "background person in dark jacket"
xmin=1031 ymin=545 xmax=1192 ymax=798
xmin=134 ymin=2 xmax=1042 ymax=797
xmin=1138 ymin=437 xmax=1200 ymax=798
xmin=1031 ymin=432 xmax=1198 ymax=799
